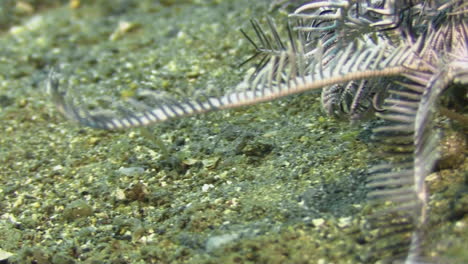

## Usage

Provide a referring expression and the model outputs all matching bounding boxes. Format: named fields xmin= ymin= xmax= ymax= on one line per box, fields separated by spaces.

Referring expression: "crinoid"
xmin=48 ymin=0 xmax=467 ymax=263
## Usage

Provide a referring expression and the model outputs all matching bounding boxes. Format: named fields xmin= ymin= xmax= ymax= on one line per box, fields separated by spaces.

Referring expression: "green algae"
xmin=0 ymin=0 xmax=466 ymax=263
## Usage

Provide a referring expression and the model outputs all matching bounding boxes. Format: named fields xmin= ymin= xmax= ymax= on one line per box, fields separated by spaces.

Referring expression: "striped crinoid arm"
xmin=366 ymin=63 xmax=464 ymax=263
xmin=365 ymin=68 xmax=436 ymax=263
xmin=48 ymin=29 xmax=417 ymax=130
xmin=366 ymin=8 xmax=468 ymax=263
xmin=49 ymin=0 xmax=429 ymax=131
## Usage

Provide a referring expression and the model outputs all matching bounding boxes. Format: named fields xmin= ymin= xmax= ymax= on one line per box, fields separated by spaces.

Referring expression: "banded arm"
xmin=48 ymin=38 xmax=414 ymax=130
